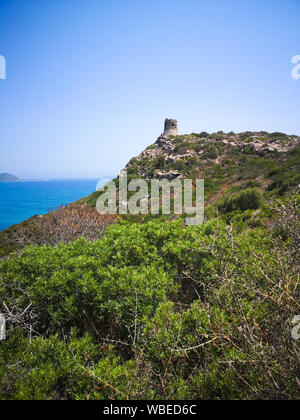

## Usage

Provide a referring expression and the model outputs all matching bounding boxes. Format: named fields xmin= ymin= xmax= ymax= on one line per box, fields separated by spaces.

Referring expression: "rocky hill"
xmin=84 ymin=128 xmax=300 ymax=208
xmin=127 ymin=130 xmax=299 ymax=181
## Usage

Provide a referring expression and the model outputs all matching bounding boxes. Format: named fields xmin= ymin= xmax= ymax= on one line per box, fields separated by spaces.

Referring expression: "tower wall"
xmin=163 ymin=118 xmax=178 ymax=137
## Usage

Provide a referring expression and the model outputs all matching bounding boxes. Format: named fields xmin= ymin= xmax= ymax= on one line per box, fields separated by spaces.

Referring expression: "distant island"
xmin=0 ymin=173 xmax=20 ymax=182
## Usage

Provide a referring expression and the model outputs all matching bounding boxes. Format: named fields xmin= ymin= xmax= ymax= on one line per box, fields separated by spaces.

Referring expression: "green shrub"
xmin=217 ymin=188 xmax=263 ymax=213
xmin=154 ymin=155 xmax=166 ymax=169
xmin=0 ymin=192 xmax=299 ymax=400
xmin=243 ymin=180 xmax=260 ymax=189
xmin=173 ymin=159 xmax=185 ymax=171
xmin=186 ymin=156 xmax=197 ymax=166
xmin=192 ymin=131 xmax=209 ymax=138
xmin=194 ymin=143 xmax=202 ymax=153
xmin=204 ymin=146 xmax=218 ymax=159
xmin=174 ymin=142 xmax=192 ymax=154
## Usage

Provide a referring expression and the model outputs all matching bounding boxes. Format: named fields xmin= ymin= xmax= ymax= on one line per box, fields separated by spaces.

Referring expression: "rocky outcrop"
xmin=154 ymin=170 xmax=181 ymax=180
xmin=121 ymin=120 xmax=300 ymax=182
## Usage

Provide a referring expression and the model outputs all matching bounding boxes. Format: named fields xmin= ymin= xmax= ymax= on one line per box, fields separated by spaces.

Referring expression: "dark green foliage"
xmin=1 ymin=196 xmax=298 ymax=400
xmin=243 ymin=180 xmax=260 ymax=189
xmin=193 ymin=143 xmax=202 ymax=153
xmin=192 ymin=132 xmax=209 ymax=138
xmin=239 ymin=131 xmax=253 ymax=140
xmin=173 ymin=142 xmax=192 ymax=154
xmin=172 ymin=159 xmax=185 ymax=171
xmin=217 ymin=188 xmax=262 ymax=213
xmin=265 ymin=145 xmax=300 ymax=195
xmin=204 ymin=146 xmax=218 ymax=159
xmin=154 ymin=155 xmax=166 ymax=169
xmin=0 ymin=331 xmax=99 ymax=400
xmin=186 ymin=156 xmax=197 ymax=166
xmin=243 ymin=145 xmax=255 ymax=154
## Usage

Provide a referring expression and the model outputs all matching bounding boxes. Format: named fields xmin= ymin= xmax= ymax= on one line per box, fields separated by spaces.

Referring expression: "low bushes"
xmin=0 ymin=200 xmax=299 ymax=399
xmin=217 ymin=188 xmax=263 ymax=213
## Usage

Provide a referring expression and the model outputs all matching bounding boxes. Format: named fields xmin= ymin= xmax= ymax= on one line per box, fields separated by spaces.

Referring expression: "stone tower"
xmin=163 ymin=118 xmax=178 ymax=137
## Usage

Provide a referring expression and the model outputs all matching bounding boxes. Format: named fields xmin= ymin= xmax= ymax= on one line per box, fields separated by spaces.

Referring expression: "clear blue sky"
xmin=0 ymin=0 xmax=299 ymax=179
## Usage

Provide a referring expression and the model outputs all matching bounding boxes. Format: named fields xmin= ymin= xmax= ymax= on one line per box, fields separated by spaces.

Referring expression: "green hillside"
xmin=83 ymin=130 xmax=300 ymax=210
xmin=0 ymin=130 xmax=299 ymax=400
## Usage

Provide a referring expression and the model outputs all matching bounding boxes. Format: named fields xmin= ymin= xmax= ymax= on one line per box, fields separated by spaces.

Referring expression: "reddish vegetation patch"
xmin=4 ymin=205 xmax=117 ymax=248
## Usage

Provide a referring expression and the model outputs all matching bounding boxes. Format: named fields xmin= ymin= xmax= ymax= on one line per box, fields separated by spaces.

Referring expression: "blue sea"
xmin=0 ymin=178 xmax=111 ymax=232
